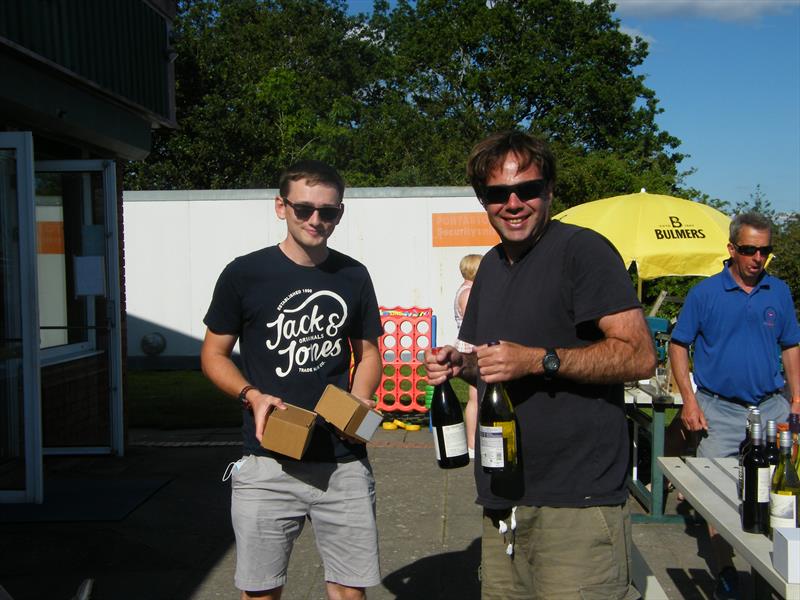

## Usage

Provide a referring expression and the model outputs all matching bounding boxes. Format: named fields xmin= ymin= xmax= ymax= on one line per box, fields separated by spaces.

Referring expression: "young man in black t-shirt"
xmin=425 ymin=132 xmax=656 ymax=600
xmin=201 ymin=160 xmax=382 ymax=600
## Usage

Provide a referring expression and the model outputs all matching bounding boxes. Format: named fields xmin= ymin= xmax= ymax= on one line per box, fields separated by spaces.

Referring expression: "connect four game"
xmin=376 ymin=307 xmax=435 ymax=413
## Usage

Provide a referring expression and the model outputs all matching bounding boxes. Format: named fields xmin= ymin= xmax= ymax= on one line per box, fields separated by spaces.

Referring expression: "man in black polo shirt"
xmin=425 ymin=131 xmax=656 ymax=599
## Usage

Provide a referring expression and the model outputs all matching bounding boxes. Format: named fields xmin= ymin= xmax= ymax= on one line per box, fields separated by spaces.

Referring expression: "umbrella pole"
xmin=637 ymin=276 xmax=642 ymax=301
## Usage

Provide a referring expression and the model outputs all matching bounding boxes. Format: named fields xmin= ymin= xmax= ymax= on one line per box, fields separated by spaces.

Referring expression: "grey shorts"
xmin=227 ymin=455 xmax=380 ymax=592
xmin=695 ymin=390 xmax=789 ymax=458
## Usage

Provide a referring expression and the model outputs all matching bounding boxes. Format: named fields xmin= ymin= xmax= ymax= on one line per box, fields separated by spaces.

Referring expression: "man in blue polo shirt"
xmin=669 ymin=211 xmax=800 ymax=600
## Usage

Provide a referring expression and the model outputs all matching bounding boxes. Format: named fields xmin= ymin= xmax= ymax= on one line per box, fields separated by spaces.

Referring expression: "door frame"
xmin=0 ymin=131 xmax=43 ymax=503
xmin=35 ymin=160 xmax=124 ymax=457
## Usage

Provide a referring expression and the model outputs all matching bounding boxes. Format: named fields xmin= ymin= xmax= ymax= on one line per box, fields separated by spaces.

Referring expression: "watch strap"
xmin=543 ymin=348 xmax=560 ymax=379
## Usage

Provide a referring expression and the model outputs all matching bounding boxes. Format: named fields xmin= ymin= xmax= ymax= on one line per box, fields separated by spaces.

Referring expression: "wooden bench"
xmin=659 ymin=456 xmax=800 ymax=599
xmin=631 ymin=540 xmax=669 ymax=599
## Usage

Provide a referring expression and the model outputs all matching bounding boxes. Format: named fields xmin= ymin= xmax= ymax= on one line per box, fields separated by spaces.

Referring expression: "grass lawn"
xmin=449 ymin=377 xmax=471 ymax=405
xmin=128 ymin=369 xmax=674 ymax=429
xmin=127 ymin=368 xmax=472 ymax=429
xmin=126 ymin=370 xmax=241 ymax=429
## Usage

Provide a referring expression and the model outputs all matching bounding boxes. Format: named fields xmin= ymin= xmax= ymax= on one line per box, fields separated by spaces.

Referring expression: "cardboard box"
xmin=773 ymin=527 xmax=800 ymax=584
xmin=261 ymin=403 xmax=316 ymax=459
xmin=315 ymin=384 xmax=383 ymax=442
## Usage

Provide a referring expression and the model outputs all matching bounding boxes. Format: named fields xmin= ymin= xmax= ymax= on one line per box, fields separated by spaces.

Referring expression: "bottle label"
xmin=433 ymin=423 xmax=467 ymax=460
xmin=756 ymin=467 xmax=771 ymax=503
xmin=743 ymin=467 xmax=772 ymax=502
xmin=737 ymin=463 xmax=744 ymax=498
xmin=479 ymin=425 xmax=505 ymax=468
xmin=769 ymin=491 xmax=798 ymax=530
xmin=736 ymin=461 xmax=744 ymax=499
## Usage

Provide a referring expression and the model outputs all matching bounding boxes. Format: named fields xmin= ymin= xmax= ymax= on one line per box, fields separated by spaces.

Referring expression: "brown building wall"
xmin=41 ymin=355 xmax=110 ymax=447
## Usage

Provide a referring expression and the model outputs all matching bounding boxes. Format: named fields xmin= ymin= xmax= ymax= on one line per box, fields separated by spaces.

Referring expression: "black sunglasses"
xmin=732 ymin=242 xmax=772 ymax=257
xmin=481 ymin=179 xmax=547 ymax=205
xmin=282 ymin=197 xmax=343 ymax=222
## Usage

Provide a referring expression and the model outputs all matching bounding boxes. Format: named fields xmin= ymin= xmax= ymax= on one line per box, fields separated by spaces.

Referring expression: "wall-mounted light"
xmin=141 ymin=332 xmax=167 ymax=356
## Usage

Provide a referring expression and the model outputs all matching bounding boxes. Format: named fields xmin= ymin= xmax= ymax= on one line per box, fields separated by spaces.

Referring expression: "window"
xmin=35 ymin=172 xmax=106 ymax=361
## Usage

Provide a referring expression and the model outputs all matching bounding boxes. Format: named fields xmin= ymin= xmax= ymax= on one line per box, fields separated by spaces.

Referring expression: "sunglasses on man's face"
xmin=732 ymin=242 xmax=772 ymax=257
xmin=282 ymin=197 xmax=343 ymax=222
xmin=482 ymin=179 xmax=547 ymax=205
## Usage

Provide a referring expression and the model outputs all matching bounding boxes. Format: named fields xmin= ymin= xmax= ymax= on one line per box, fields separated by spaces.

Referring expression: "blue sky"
xmin=347 ymin=0 xmax=800 ymax=214
xmin=615 ymin=0 xmax=800 ymax=214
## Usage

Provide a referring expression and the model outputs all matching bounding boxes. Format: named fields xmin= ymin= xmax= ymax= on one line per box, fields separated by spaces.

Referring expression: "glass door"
xmin=34 ymin=160 xmax=123 ymax=456
xmin=0 ymin=132 xmax=43 ymax=503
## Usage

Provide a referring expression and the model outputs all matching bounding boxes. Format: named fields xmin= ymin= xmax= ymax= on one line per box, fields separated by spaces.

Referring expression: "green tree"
xmin=125 ymin=0 xmax=380 ymax=189
xmin=771 ymin=215 xmax=800 ymax=318
xmin=729 ymin=184 xmax=777 ymax=221
xmin=350 ymin=0 xmax=684 ymax=200
xmin=126 ymin=0 xmax=685 ymax=201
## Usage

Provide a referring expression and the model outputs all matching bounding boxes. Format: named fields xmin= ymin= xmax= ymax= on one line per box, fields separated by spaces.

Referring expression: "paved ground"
xmin=0 ymin=427 xmax=757 ymax=600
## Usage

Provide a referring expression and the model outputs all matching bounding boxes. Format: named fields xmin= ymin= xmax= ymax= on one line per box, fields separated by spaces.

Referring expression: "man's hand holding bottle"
xmin=424 ymin=345 xmax=466 ymax=385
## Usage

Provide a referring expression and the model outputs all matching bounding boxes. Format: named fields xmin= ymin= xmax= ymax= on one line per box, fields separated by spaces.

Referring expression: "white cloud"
xmin=611 ymin=0 xmax=800 ymax=22
xmin=619 ymin=25 xmax=655 ymax=44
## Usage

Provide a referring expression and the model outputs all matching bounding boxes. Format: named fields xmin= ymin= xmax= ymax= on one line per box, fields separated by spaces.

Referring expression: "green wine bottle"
xmin=478 ymin=380 xmax=517 ymax=473
xmin=770 ymin=429 xmax=800 ymax=532
xmin=430 ymin=379 xmax=469 ymax=469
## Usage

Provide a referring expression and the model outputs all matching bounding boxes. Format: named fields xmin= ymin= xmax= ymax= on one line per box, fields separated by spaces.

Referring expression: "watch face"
xmin=544 ymin=352 xmax=560 ymax=374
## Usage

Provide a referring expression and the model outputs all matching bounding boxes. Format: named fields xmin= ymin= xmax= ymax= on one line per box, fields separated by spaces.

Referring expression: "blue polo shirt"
xmin=671 ymin=261 xmax=800 ymax=404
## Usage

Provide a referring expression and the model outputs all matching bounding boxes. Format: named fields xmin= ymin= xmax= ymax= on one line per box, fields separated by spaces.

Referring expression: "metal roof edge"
xmin=344 ymin=186 xmax=476 ymax=198
xmin=124 ymin=186 xmax=478 ymax=202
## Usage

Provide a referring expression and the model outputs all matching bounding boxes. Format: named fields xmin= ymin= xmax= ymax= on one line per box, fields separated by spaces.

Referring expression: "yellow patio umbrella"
xmin=553 ymin=190 xmax=731 ymax=297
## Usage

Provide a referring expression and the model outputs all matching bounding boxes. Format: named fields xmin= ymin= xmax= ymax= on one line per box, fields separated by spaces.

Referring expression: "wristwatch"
xmin=542 ymin=348 xmax=560 ymax=380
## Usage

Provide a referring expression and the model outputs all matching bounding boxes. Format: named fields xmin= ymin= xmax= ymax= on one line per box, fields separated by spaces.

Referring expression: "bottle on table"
xmin=765 ymin=419 xmax=780 ymax=478
xmin=742 ymin=421 xmax=770 ymax=535
xmin=777 ymin=421 xmax=790 ymax=473
xmin=789 ymin=413 xmax=800 ymax=467
xmin=770 ymin=429 xmax=800 ymax=533
xmin=429 ymin=379 xmax=469 ymax=469
xmin=478 ymin=380 xmax=518 ymax=473
xmin=737 ymin=406 xmax=759 ymax=500
xmin=777 ymin=421 xmax=789 ymax=448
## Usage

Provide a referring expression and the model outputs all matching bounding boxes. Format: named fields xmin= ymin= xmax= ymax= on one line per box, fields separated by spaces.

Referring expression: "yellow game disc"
xmin=404 ymin=424 xmax=421 ymax=431
xmin=382 ymin=422 xmax=398 ymax=430
xmin=392 ymin=419 xmax=407 ymax=429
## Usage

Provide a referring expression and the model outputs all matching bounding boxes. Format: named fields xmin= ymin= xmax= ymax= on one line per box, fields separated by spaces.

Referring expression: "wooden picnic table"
xmin=625 ymin=382 xmax=683 ymax=522
xmin=659 ymin=456 xmax=800 ymax=600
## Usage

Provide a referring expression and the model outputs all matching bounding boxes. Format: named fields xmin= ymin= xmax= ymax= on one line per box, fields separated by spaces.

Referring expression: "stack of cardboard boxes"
xmin=262 ymin=385 xmax=384 ymax=459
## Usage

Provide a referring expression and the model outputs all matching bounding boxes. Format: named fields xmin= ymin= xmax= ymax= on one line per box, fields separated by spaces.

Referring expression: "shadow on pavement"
xmin=0 ymin=444 xmax=239 ymax=600
xmin=381 ymin=537 xmax=481 ymax=600
xmin=665 ymin=499 xmax=755 ymax=599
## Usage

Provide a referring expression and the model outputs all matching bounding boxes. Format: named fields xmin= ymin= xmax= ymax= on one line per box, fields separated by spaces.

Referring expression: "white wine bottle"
xmin=770 ymin=429 xmax=800 ymax=532
xmin=478 ymin=380 xmax=517 ymax=473
xmin=430 ymin=379 xmax=469 ymax=469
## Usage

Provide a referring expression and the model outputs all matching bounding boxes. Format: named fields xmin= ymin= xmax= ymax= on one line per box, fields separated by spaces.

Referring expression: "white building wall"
xmin=123 ymin=187 xmax=495 ymax=364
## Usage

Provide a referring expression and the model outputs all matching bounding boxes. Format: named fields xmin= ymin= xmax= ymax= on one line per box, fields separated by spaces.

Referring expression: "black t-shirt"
xmin=204 ymin=245 xmax=382 ymax=461
xmin=459 ymin=220 xmax=641 ymax=508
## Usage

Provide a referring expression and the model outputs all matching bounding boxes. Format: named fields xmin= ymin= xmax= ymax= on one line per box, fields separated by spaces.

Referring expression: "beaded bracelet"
xmin=238 ymin=385 xmax=256 ymax=408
